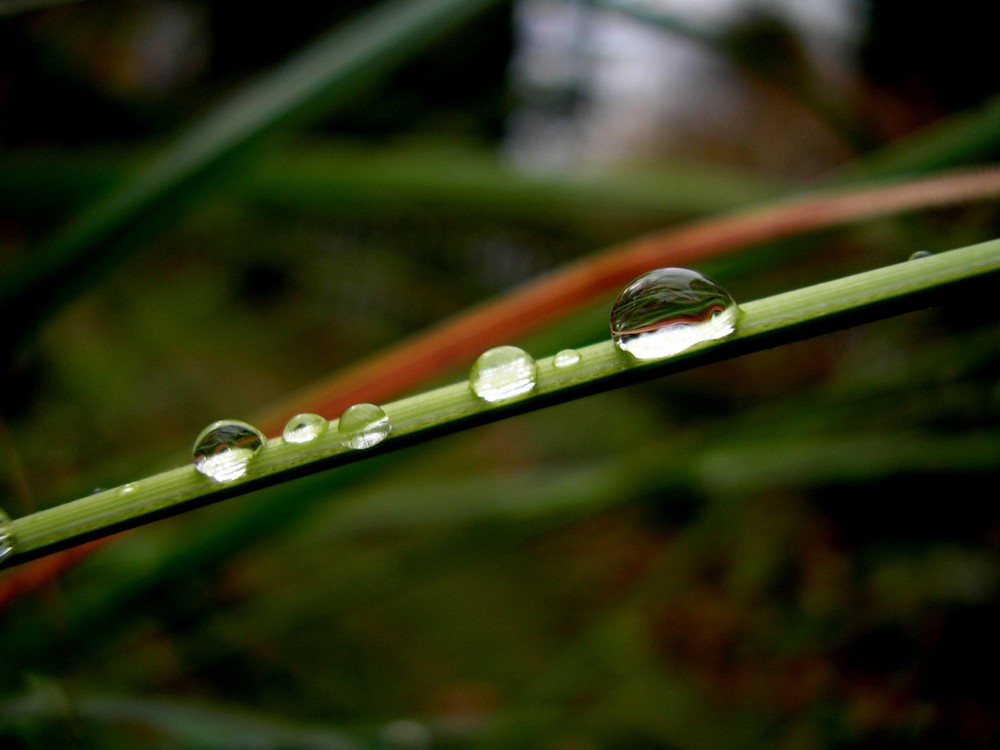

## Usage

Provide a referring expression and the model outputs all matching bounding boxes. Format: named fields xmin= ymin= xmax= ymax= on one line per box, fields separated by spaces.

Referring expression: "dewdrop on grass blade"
xmin=282 ymin=413 xmax=328 ymax=444
xmin=192 ymin=420 xmax=266 ymax=483
xmin=339 ymin=404 xmax=390 ymax=449
xmin=610 ymin=267 xmax=739 ymax=360
xmin=0 ymin=509 xmax=15 ymax=563
xmin=469 ymin=345 xmax=538 ymax=403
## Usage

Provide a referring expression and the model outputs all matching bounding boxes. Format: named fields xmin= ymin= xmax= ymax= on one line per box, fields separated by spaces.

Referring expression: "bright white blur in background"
xmin=505 ymin=0 xmax=863 ymax=174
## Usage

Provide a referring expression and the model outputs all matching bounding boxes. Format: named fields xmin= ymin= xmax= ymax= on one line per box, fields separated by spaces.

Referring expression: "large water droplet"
xmin=283 ymin=413 xmax=327 ymax=444
xmin=0 ymin=509 xmax=15 ymax=563
xmin=339 ymin=403 xmax=390 ymax=449
xmin=192 ymin=419 xmax=266 ymax=482
xmin=610 ymin=267 xmax=738 ymax=360
xmin=553 ymin=348 xmax=581 ymax=368
xmin=469 ymin=345 xmax=538 ymax=402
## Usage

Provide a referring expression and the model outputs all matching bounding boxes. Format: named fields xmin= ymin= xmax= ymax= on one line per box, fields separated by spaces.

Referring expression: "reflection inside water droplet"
xmin=339 ymin=403 xmax=390 ymax=449
xmin=610 ymin=267 xmax=738 ymax=360
xmin=283 ymin=413 xmax=327 ymax=444
xmin=192 ymin=419 xmax=266 ymax=483
xmin=469 ymin=345 xmax=538 ymax=402
xmin=909 ymin=249 xmax=934 ymax=260
xmin=0 ymin=509 xmax=15 ymax=563
xmin=553 ymin=349 xmax=581 ymax=368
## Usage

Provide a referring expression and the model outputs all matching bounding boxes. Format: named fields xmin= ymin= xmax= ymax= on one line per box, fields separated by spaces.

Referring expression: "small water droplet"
xmin=119 ymin=483 xmax=135 ymax=495
xmin=469 ymin=345 xmax=538 ymax=402
xmin=553 ymin=348 xmax=581 ymax=368
xmin=909 ymin=249 xmax=934 ymax=260
xmin=339 ymin=403 xmax=390 ymax=449
xmin=0 ymin=509 xmax=14 ymax=562
xmin=610 ymin=267 xmax=738 ymax=360
xmin=283 ymin=413 xmax=327 ymax=444
xmin=192 ymin=419 xmax=266 ymax=482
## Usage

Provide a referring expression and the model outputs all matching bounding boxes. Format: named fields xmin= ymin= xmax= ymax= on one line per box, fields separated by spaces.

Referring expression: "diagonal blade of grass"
xmin=5 ymin=235 xmax=999 ymax=566
xmin=0 ymin=0 xmax=503 ymax=352
xmin=3 ymin=166 xmax=999 ymax=602
xmin=256 ymin=166 xmax=1000 ymax=432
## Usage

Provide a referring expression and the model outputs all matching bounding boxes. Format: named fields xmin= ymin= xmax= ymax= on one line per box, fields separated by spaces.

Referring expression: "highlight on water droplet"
xmin=339 ymin=403 xmax=390 ymax=449
xmin=0 ymin=508 xmax=15 ymax=563
xmin=610 ymin=267 xmax=739 ymax=360
xmin=909 ymin=249 xmax=934 ymax=260
xmin=469 ymin=345 xmax=538 ymax=403
xmin=553 ymin=348 xmax=581 ymax=368
xmin=283 ymin=413 xmax=328 ymax=444
xmin=119 ymin=483 xmax=135 ymax=495
xmin=192 ymin=419 xmax=266 ymax=483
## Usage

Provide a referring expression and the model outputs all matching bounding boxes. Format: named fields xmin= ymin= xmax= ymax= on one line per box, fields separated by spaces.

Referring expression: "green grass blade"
xmin=848 ymin=96 xmax=1000 ymax=177
xmin=6 ymin=237 xmax=999 ymax=565
xmin=0 ymin=142 xmax=784 ymax=229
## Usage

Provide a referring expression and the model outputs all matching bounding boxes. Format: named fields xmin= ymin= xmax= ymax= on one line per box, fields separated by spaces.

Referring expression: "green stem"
xmin=6 ymin=237 xmax=1000 ymax=565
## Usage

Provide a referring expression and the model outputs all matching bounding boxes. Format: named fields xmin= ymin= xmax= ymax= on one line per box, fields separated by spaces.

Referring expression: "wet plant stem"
xmin=5 ymin=237 xmax=1000 ymax=566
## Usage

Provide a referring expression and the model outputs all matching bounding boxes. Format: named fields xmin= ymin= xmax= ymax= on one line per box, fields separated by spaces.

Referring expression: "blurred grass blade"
xmin=0 ymin=0 xmax=503 ymax=352
xmin=848 ymin=95 xmax=1000 ymax=177
xmin=0 ymin=688 xmax=367 ymax=750
xmin=0 ymin=142 xmax=784 ymax=228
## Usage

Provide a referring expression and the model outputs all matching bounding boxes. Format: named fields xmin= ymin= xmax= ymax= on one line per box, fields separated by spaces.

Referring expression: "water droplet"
xmin=339 ymin=403 xmax=390 ymax=449
xmin=469 ymin=345 xmax=538 ymax=402
xmin=610 ymin=267 xmax=738 ymax=360
xmin=553 ymin=348 xmax=581 ymax=368
xmin=0 ymin=509 xmax=15 ymax=563
xmin=909 ymin=249 xmax=934 ymax=260
xmin=283 ymin=413 xmax=327 ymax=444
xmin=119 ymin=483 xmax=135 ymax=495
xmin=192 ymin=419 xmax=266 ymax=482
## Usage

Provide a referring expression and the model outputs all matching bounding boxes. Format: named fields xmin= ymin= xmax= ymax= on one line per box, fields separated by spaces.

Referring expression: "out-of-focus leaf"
xmin=0 ymin=0 xmax=504 ymax=352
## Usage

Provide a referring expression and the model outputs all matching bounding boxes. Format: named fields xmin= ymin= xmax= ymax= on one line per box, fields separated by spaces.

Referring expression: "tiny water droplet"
xmin=339 ymin=403 xmax=390 ymax=449
xmin=192 ymin=419 xmax=266 ymax=482
xmin=469 ymin=345 xmax=538 ymax=402
xmin=909 ymin=249 xmax=934 ymax=260
xmin=0 ymin=509 xmax=15 ymax=563
xmin=610 ymin=267 xmax=738 ymax=360
xmin=119 ymin=483 xmax=135 ymax=495
xmin=283 ymin=413 xmax=327 ymax=444
xmin=553 ymin=348 xmax=581 ymax=368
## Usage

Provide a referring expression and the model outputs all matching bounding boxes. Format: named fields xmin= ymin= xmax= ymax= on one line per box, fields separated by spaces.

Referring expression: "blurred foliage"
xmin=1 ymin=1 xmax=1000 ymax=748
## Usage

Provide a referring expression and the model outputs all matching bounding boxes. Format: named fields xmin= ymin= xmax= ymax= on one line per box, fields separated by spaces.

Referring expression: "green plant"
xmin=2 ymin=2 xmax=1000 ymax=748
xmin=5 ymin=233 xmax=1000 ymax=565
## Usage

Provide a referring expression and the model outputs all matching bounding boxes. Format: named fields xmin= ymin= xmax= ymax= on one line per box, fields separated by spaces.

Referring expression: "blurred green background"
xmin=2 ymin=1 xmax=1000 ymax=747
